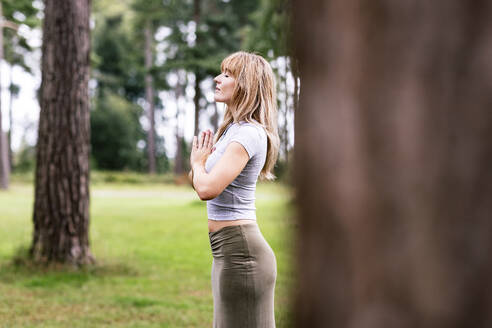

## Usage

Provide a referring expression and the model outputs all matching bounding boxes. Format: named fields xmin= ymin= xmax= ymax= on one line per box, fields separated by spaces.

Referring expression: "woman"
xmin=189 ymin=51 xmax=279 ymax=328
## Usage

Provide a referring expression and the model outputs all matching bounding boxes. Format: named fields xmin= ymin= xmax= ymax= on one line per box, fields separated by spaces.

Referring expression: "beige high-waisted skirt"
xmin=209 ymin=223 xmax=277 ymax=328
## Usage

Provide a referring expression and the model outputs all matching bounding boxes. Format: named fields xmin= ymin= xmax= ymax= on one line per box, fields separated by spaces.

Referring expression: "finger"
xmin=203 ymin=131 xmax=210 ymax=149
xmin=192 ymin=136 xmax=197 ymax=149
xmin=198 ymin=132 xmax=204 ymax=148
xmin=207 ymin=131 xmax=214 ymax=148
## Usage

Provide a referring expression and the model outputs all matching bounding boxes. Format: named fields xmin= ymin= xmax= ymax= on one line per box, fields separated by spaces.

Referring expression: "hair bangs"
xmin=220 ymin=53 xmax=245 ymax=78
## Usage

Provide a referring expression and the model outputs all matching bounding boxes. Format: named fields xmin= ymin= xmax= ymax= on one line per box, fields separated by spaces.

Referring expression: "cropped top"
xmin=205 ymin=121 xmax=267 ymax=221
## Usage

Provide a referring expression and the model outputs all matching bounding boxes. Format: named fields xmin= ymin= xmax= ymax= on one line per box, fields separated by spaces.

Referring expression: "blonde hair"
xmin=215 ymin=51 xmax=280 ymax=180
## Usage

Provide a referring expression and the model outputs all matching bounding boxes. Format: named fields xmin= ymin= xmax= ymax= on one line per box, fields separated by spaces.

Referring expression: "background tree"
xmin=131 ymin=0 xmax=169 ymax=174
xmin=91 ymin=11 xmax=147 ymax=172
xmin=90 ymin=0 xmax=293 ymax=177
xmin=31 ymin=0 xmax=93 ymax=265
xmin=1 ymin=0 xmax=38 ymax=178
xmin=7 ymin=77 xmax=19 ymax=168
xmin=293 ymin=0 xmax=492 ymax=327
xmin=92 ymin=0 xmax=170 ymax=174
xmin=90 ymin=92 xmax=145 ymax=170
xmin=245 ymin=0 xmax=297 ymax=165
xmin=0 ymin=1 xmax=17 ymax=189
xmin=164 ymin=0 xmax=259 ymax=134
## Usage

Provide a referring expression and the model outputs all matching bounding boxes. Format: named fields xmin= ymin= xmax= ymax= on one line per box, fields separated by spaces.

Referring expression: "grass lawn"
xmin=0 ymin=179 xmax=294 ymax=327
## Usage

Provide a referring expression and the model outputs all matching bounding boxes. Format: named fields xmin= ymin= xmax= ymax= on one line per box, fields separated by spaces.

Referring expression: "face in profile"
xmin=213 ymin=70 xmax=236 ymax=105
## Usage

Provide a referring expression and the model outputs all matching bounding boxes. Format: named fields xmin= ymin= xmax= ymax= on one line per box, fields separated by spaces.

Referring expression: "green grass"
xmin=0 ymin=180 xmax=294 ymax=327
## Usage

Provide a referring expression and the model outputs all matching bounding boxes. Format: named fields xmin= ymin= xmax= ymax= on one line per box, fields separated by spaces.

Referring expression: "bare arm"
xmin=190 ymin=130 xmax=249 ymax=201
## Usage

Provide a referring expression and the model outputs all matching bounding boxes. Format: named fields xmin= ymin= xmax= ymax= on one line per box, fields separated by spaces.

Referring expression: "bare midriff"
xmin=208 ymin=219 xmax=256 ymax=232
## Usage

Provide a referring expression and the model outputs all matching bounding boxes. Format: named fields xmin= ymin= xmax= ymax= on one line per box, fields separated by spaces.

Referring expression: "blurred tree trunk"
xmin=282 ymin=66 xmax=290 ymax=163
xmin=31 ymin=0 xmax=93 ymax=265
xmin=193 ymin=75 xmax=202 ymax=137
xmin=8 ymin=67 xmax=16 ymax=170
xmin=291 ymin=58 xmax=299 ymax=115
xmin=174 ymin=76 xmax=184 ymax=175
xmin=0 ymin=132 xmax=8 ymax=189
xmin=211 ymin=103 xmax=219 ymax=132
xmin=293 ymin=1 xmax=492 ymax=328
xmin=144 ymin=20 xmax=156 ymax=174
xmin=0 ymin=2 xmax=9 ymax=190
xmin=193 ymin=0 xmax=202 ymax=137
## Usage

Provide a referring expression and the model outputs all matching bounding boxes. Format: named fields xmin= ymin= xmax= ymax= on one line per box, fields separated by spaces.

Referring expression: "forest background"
xmin=0 ymin=1 xmax=296 ymax=327
xmin=0 ymin=0 xmax=296 ymax=180
xmin=3 ymin=0 xmax=490 ymax=327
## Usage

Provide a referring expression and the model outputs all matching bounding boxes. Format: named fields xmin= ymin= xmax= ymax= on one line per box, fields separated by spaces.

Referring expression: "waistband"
xmin=208 ymin=223 xmax=260 ymax=256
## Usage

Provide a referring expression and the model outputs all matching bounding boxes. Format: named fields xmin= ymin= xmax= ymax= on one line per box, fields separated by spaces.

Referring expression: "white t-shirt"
xmin=205 ymin=121 xmax=267 ymax=221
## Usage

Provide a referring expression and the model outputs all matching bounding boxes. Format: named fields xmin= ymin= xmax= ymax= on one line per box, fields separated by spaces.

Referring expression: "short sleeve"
xmin=228 ymin=124 xmax=262 ymax=159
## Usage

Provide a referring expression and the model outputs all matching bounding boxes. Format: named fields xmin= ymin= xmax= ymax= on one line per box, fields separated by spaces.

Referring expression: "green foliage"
xmin=0 ymin=182 xmax=294 ymax=327
xmin=89 ymin=0 xmax=294 ymax=173
xmin=90 ymin=171 xmax=175 ymax=184
xmin=90 ymin=92 xmax=146 ymax=171
xmin=243 ymin=0 xmax=291 ymax=58
xmin=2 ymin=0 xmax=39 ymax=71
xmin=12 ymin=144 xmax=36 ymax=173
xmin=92 ymin=14 xmax=146 ymax=101
xmin=2 ymin=0 xmax=38 ymax=24
xmin=180 ymin=136 xmax=191 ymax=172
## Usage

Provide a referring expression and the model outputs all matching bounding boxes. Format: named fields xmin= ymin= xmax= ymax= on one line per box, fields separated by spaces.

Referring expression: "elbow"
xmin=196 ymin=185 xmax=219 ymax=201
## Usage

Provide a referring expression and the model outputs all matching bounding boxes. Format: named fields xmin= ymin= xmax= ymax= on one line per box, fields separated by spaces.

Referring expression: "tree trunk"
xmin=0 ymin=1 xmax=9 ymax=190
xmin=174 ymin=79 xmax=184 ymax=175
xmin=0 ymin=132 xmax=9 ymax=188
xmin=193 ymin=0 xmax=202 ymax=137
xmin=31 ymin=0 xmax=93 ymax=265
xmin=211 ymin=103 xmax=219 ymax=132
xmin=8 ymin=66 xmax=14 ymax=170
xmin=293 ymin=1 xmax=492 ymax=328
xmin=291 ymin=57 xmax=299 ymax=114
xmin=144 ymin=20 xmax=156 ymax=174
xmin=193 ymin=75 xmax=202 ymax=137
xmin=282 ymin=64 xmax=289 ymax=163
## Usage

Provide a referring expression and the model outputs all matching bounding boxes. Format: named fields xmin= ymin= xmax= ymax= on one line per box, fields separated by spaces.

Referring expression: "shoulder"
xmin=235 ymin=122 xmax=266 ymax=140
xmin=228 ymin=121 xmax=266 ymax=159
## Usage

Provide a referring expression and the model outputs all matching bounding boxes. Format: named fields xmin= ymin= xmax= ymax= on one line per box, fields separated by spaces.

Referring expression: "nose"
xmin=214 ymin=74 xmax=221 ymax=84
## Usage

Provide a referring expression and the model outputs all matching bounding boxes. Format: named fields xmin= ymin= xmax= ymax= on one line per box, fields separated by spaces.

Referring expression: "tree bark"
xmin=193 ymin=75 xmax=202 ymax=137
xmin=8 ymin=66 xmax=14 ymax=170
xmin=174 ymin=76 xmax=184 ymax=175
xmin=282 ymin=65 xmax=290 ymax=163
xmin=293 ymin=1 xmax=492 ymax=327
xmin=144 ymin=20 xmax=157 ymax=174
xmin=31 ymin=0 xmax=93 ymax=265
xmin=0 ymin=1 xmax=9 ymax=190
xmin=291 ymin=58 xmax=299 ymax=115
xmin=211 ymin=103 xmax=219 ymax=132
xmin=193 ymin=0 xmax=202 ymax=137
xmin=0 ymin=132 xmax=9 ymax=188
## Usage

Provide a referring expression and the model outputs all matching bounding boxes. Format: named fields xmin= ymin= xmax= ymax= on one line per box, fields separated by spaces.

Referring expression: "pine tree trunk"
xmin=293 ymin=1 xmax=492 ymax=327
xmin=193 ymin=75 xmax=202 ymax=137
xmin=144 ymin=21 xmax=156 ymax=174
xmin=31 ymin=0 xmax=93 ymax=265
xmin=211 ymin=103 xmax=219 ymax=132
xmin=292 ymin=58 xmax=299 ymax=114
xmin=8 ymin=67 xmax=14 ymax=170
xmin=0 ymin=132 xmax=9 ymax=188
xmin=282 ymin=66 xmax=289 ymax=163
xmin=174 ymin=84 xmax=184 ymax=175
xmin=193 ymin=0 xmax=202 ymax=137
xmin=0 ymin=1 xmax=9 ymax=190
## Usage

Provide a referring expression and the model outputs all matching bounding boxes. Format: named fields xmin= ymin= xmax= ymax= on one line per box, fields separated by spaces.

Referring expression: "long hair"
xmin=215 ymin=51 xmax=280 ymax=180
